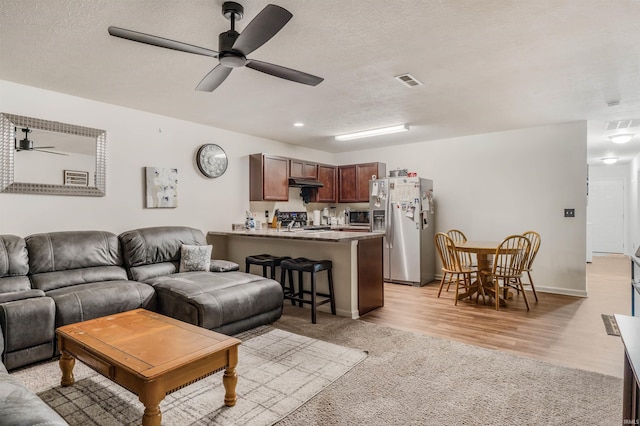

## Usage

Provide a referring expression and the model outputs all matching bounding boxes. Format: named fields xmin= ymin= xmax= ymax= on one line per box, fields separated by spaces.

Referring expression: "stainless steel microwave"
xmin=349 ymin=210 xmax=370 ymax=225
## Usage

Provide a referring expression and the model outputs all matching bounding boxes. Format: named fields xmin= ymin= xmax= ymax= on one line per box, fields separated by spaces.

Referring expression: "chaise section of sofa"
xmin=0 ymin=235 xmax=56 ymax=370
xmin=25 ymin=230 xmax=156 ymax=329
xmin=119 ymin=226 xmax=284 ymax=335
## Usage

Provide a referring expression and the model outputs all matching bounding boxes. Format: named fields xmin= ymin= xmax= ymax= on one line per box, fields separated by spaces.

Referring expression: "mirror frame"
xmin=0 ymin=113 xmax=106 ymax=196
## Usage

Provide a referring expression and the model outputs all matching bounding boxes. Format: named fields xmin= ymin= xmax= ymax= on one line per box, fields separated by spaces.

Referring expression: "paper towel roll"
xmin=313 ymin=210 xmax=321 ymax=226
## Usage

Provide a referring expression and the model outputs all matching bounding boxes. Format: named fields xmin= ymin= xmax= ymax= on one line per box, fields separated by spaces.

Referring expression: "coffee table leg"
xmin=139 ymin=383 xmax=163 ymax=426
xmin=59 ymin=352 xmax=75 ymax=387
xmin=223 ymin=346 xmax=238 ymax=407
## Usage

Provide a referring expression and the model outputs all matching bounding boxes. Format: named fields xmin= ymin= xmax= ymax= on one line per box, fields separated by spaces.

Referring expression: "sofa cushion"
xmin=0 ymin=235 xmax=30 ymax=293
xmin=0 ymin=371 xmax=68 ymax=426
xmin=120 ymin=226 xmax=207 ymax=268
xmin=145 ymin=271 xmax=283 ymax=331
xmin=179 ymin=244 xmax=212 ymax=272
xmin=46 ymin=281 xmax=156 ymax=327
xmin=26 ymin=231 xmax=128 ymax=292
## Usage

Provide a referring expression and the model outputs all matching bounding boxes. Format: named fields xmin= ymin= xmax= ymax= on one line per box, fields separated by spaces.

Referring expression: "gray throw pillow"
xmin=179 ymin=244 xmax=212 ymax=272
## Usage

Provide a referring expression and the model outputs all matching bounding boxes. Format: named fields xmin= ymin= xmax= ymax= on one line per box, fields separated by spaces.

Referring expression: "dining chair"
xmin=480 ymin=235 xmax=531 ymax=311
xmin=521 ymin=231 xmax=541 ymax=302
xmin=446 ymin=229 xmax=475 ymax=268
xmin=435 ymin=232 xmax=476 ymax=305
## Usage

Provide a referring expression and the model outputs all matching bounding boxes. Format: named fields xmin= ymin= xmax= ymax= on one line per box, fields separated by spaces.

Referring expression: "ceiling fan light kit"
xmin=108 ymin=2 xmax=323 ymax=93
xmin=335 ymin=124 xmax=410 ymax=141
xmin=608 ymin=133 xmax=634 ymax=144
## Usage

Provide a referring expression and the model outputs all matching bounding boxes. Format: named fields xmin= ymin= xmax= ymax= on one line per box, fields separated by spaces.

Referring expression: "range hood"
xmin=288 ymin=178 xmax=324 ymax=188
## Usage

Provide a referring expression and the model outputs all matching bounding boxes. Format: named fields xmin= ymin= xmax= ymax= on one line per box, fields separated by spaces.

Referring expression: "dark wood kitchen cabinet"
xmin=315 ymin=164 xmax=337 ymax=203
xmin=250 ymin=154 xmax=289 ymax=201
xmin=338 ymin=162 xmax=386 ymax=203
xmin=290 ymin=159 xmax=317 ymax=179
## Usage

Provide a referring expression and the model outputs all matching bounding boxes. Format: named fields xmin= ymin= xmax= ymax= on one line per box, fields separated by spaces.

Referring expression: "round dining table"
xmin=455 ymin=240 xmax=511 ymax=307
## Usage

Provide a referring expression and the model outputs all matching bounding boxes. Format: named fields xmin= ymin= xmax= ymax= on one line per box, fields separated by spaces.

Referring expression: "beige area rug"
xmin=11 ymin=327 xmax=366 ymax=426
xmin=272 ymin=305 xmax=623 ymax=426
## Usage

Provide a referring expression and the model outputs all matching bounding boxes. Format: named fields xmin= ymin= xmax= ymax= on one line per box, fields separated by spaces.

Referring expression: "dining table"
xmin=454 ymin=240 xmax=511 ymax=307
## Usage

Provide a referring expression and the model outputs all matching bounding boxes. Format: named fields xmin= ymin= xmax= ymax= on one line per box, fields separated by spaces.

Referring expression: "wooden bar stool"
xmin=280 ymin=257 xmax=336 ymax=324
xmin=245 ymin=254 xmax=291 ymax=280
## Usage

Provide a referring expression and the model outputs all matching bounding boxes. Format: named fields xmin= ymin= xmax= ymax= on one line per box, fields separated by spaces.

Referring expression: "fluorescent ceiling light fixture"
xmin=293 ymin=122 xmax=304 ymax=127
xmin=335 ymin=124 xmax=409 ymax=141
xmin=601 ymin=156 xmax=618 ymax=165
xmin=608 ymin=133 xmax=634 ymax=144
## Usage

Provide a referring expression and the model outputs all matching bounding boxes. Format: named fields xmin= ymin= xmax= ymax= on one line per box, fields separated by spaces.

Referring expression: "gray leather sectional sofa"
xmin=0 ymin=226 xmax=284 ymax=424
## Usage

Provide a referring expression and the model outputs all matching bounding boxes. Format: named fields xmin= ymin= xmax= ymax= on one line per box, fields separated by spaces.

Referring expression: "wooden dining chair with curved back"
xmin=480 ymin=235 xmax=531 ymax=311
xmin=446 ymin=229 xmax=475 ymax=268
xmin=521 ymin=231 xmax=541 ymax=302
xmin=435 ymin=232 xmax=476 ymax=305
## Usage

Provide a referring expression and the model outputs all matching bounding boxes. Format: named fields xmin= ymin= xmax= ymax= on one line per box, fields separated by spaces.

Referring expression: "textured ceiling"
xmin=1 ymin=0 xmax=640 ymax=164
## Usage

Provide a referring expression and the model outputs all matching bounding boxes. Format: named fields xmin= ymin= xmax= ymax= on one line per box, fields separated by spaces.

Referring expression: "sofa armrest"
xmin=0 ymin=290 xmax=46 ymax=304
xmin=210 ymin=260 xmax=240 ymax=272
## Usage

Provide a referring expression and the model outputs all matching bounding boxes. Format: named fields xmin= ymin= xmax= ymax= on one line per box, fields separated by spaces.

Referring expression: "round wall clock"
xmin=196 ymin=144 xmax=228 ymax=178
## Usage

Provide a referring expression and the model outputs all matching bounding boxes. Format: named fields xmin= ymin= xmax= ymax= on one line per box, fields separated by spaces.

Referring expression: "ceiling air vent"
xmin=604 ymin=119 xmax=640 ymax=131
xmin=394 ymin=73 xmax=423 ymax=88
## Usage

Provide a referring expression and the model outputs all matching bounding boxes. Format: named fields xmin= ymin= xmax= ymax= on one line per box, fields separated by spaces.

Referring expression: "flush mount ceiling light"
xmin=293 ymin=122 xmax=304 ymax=127
xmin=335 ymin=124 xmax=409 ymax=141
xmin=608 ymin=133 xmax=634 ymax=144
xmin=601 ymin=156 xmax=619 ymax=165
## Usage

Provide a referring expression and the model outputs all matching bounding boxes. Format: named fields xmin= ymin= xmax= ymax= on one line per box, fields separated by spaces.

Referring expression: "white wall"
xmin=631 ymin=153 xmax=640 ymax=255
xmin=0 ymin=81 xmax=335 ymax=235
xmin=335 ymin=123 xmax=588 ymax=295
xmin=0 ymin=81 xmax=588 ymax=295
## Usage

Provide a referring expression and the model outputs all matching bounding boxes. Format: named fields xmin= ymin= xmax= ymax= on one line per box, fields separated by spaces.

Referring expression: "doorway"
xmin=589 ymin=178 xmax=624 ymax=253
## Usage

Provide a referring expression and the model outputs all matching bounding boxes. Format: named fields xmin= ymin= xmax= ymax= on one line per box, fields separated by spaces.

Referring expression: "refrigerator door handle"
xmin=387 ymin=199 xmax=394 ymax=248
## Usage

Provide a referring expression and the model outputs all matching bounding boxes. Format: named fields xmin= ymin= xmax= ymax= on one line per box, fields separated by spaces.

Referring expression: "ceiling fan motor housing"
xmin=17 ymin=138 xmax=33 ymax=151
xmin=218 ymin=31 xmax=246 ymax=67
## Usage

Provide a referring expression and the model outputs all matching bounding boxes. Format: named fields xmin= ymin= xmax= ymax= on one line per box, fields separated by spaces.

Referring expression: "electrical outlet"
xmin=265 ymin=210 xmax=269 ymax=218
xmin=564 ymin=208 xmax=575 ymax=218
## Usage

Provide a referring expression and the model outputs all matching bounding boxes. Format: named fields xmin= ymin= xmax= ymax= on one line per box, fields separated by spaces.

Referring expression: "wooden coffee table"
xmin=56 ymin=309 xmax=241 ymax=426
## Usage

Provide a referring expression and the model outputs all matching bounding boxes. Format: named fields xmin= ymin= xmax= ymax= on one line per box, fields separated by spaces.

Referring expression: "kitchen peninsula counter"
xmin=207 ymin=229 xmax=384 ymax=318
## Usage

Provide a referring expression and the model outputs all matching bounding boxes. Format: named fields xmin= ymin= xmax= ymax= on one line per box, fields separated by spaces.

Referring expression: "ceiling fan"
xmin=14 ymin=128 xmax=67 ymax=156
xmin=108 ymin=2 xmax=324 ymax=92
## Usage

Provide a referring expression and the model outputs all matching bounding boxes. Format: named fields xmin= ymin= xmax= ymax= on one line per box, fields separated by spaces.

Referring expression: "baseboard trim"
xmin=433 ymin=273 xmax=587 ymax=297
xmin=534 ymin=286 xmax=587 ymax=298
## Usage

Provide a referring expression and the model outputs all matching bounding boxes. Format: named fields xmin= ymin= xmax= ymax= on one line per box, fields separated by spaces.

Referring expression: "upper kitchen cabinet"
xmin=338 ymin=162 xmax=386 ymax=203
xmin=250 ymin=154 xmax=289 ymax=201
xmin=290 ymin=159 xmax=318 ymax=179
xmin=316 ymin=164 xmax=337 ymax=203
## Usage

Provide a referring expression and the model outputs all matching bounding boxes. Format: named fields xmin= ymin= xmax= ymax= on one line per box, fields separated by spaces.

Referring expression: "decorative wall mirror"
xmin=0 ymin=113 xmax=106 ymax=196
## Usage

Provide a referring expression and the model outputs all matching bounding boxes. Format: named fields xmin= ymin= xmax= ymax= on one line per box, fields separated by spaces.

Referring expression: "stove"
xmin=276 ymin=211 xmax=308 ymax=228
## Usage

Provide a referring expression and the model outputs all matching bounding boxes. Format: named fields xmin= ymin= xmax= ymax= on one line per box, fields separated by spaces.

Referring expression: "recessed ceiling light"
xmin=293 ymin=122 xmax=304 ymax=127
xmin=608 ymin=133 xmax=634 ymax=144
xmin=335 ymin=124 xmax=409 ymax=141
xmin=601 ymin=157 xmax=618 ymax=165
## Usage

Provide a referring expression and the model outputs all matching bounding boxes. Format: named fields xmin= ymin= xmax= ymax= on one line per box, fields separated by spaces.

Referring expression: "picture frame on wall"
xmin=63 ymin=170 xmax=89 ymax=186
xmin=145 ymin=167 xmax=178 ymax=208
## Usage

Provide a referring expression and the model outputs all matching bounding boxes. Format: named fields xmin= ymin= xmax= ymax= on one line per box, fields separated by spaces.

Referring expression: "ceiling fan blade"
xmin=232 ymin=5 xmax=292 ymax=56
xmin=195 ymin=65 xmax=233 ymax=92
xmin=246 ymin=59 xmax=323 ymax=86
xmin=108 ymin=26 xmax=219 ymax=57
xmin=33 ymin=149 xmax=68 ymax=156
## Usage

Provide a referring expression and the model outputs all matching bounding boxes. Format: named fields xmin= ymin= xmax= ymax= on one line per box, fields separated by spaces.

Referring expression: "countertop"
xmin=208 ymin=228 xmax=384 ymax=242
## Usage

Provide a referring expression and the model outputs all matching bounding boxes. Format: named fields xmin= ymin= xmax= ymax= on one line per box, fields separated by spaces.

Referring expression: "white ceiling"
xmin=2 ymin=0 xmax=640 ymax=164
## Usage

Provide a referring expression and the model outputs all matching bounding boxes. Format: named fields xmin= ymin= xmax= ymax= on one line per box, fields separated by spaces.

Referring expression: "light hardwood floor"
xmin=360 ymin=254 xmax=631 ymax=378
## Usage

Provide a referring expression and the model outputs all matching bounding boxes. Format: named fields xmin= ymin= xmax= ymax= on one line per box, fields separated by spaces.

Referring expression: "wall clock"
xmin=196 ymin=144 xmax=228 ymax=178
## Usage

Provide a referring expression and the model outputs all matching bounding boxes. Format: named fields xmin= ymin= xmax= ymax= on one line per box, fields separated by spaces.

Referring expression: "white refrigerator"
xmin=369 ymin=176 xmax=435 ymax=286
